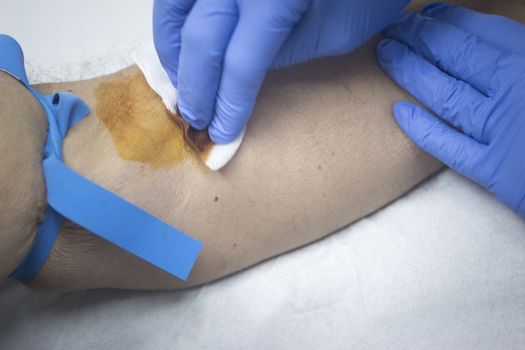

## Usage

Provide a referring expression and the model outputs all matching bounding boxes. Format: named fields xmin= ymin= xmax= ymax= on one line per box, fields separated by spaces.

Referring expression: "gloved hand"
xmin=376 ymin=3 xmax=525 ymax=216
xmin=153 ymin=0 xmax=409 ymax=143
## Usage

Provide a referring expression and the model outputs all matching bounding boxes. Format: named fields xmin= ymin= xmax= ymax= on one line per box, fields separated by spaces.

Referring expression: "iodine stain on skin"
xmin=95 ymin=72 xmax=199 ymax=168
xmin=173 ymin=105 xmax=214 ymax=158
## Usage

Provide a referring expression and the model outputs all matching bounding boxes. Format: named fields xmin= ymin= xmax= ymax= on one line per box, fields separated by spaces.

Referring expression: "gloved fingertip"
xmin=376 ymin=38 xmax=394 ymax=55
xmin=208 ymin=124 xmax=237 ymax=145
xmin=376 ymin=39 xmax=404 ymax=68
xmin=392 ymin=101 xmax=415 ymax=125
xmin=393 ymin=100 xmax=413 ymax=112
xmin=178 ymin=101 xmax=207 ymax=130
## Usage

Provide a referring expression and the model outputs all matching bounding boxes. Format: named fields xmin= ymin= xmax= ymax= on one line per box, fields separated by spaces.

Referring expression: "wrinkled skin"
xmin=0 ymin=0 xmax=522 ymax=291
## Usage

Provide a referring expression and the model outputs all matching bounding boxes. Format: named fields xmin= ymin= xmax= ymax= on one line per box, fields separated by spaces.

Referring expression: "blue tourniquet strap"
xmin=2 ymin=35 xmax=202 ymax=281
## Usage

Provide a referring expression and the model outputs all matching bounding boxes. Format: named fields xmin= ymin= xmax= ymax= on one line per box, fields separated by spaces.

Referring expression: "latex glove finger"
xmin=177 ymin=0 xmax=237 ymax=130
xmin=377 ymin=39 xmax=489 ymax=142
xmin=153 ymin=0 xmax=196 ymax=89
xmin=384 ymin=11 xmax=505 ymax=96
xmin=208 ymin=0 xmax=311 ymax=144
xmin=393 ymin=101 xmax=486 ymax=184
xmin=422 ymin=3 xmax=525 ymax=54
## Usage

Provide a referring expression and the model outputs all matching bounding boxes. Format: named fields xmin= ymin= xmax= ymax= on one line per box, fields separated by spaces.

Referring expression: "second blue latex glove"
xmin=377 ymin=3 xmax=525 ymax=217
xmin=153 ymin=0 xmax=409 ymax=143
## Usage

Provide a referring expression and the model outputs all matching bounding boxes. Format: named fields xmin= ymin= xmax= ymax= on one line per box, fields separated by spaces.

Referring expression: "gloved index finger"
xmin=209 ymin=0 xmax=311 ymax=144
xmin=177 ymin=0 xmax=238 ymax=130
xmin=422 ymin=3 xmax=525 ymax=55
xmin=153 ymin=0 xmax=197 ymax=88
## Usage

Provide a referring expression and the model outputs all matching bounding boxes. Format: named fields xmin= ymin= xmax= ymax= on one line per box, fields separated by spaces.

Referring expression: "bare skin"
xmin=1 ymin=0 xmax=522 ymax=291
xmin=0 ymin=72 xmax=47 ymax=278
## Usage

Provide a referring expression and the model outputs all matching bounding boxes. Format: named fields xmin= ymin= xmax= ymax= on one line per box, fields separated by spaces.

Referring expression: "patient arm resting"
xmin=26 ymin=41 xmax=443 ymax=290
xmin=5 ymin=0 xmax=522 ymax=290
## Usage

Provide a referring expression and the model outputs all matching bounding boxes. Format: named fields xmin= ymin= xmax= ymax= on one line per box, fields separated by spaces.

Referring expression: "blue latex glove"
xmin=153 ymin=0 xmax=409 ymax=143
xmin=376 ymin=3 xmax=525 ymax=217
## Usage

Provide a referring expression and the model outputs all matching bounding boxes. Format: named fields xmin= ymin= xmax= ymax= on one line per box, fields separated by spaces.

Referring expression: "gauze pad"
xmin=133 ymin=44 xmax=245 ymax=171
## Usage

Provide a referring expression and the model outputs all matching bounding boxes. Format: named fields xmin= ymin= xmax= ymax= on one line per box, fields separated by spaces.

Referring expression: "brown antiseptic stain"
xmin=95 ymin=72 xmax=212 ymax=168
xmin=173 ymin=105 xmax=213 ymax=157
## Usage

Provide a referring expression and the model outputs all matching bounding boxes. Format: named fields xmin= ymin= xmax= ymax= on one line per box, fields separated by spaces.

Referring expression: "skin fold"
xmin=0 ymin=0 xmax=522 ymax=291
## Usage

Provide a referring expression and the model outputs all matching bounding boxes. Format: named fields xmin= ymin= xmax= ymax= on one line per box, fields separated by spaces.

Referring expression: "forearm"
xmin=28 ymin=44 xmax=444 ymax=291
xmin=0 ymin=72 xmax=47 ymax=278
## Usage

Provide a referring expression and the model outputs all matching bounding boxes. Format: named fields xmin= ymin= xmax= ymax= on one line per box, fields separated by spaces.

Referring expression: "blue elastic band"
xmin=1 ymin=35 xmax=202 ymax=281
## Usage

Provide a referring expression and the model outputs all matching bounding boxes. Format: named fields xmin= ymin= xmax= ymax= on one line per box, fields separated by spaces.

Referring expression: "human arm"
xmin=0 ymin=72 xmax=47 ymax=278
xmin=5 ymin=0 xmax=522 ymax=291
xmin=26 ymin=43 xmax=441 ymax=290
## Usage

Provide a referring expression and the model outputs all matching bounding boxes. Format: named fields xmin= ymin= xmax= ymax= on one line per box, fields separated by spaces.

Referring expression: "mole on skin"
xmin=95 ymin=72 xmax=201 ymax=168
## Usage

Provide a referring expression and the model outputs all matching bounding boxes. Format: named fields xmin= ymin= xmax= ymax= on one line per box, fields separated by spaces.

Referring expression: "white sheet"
xmin=1 ymin=1 xmax=525 ymax=349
